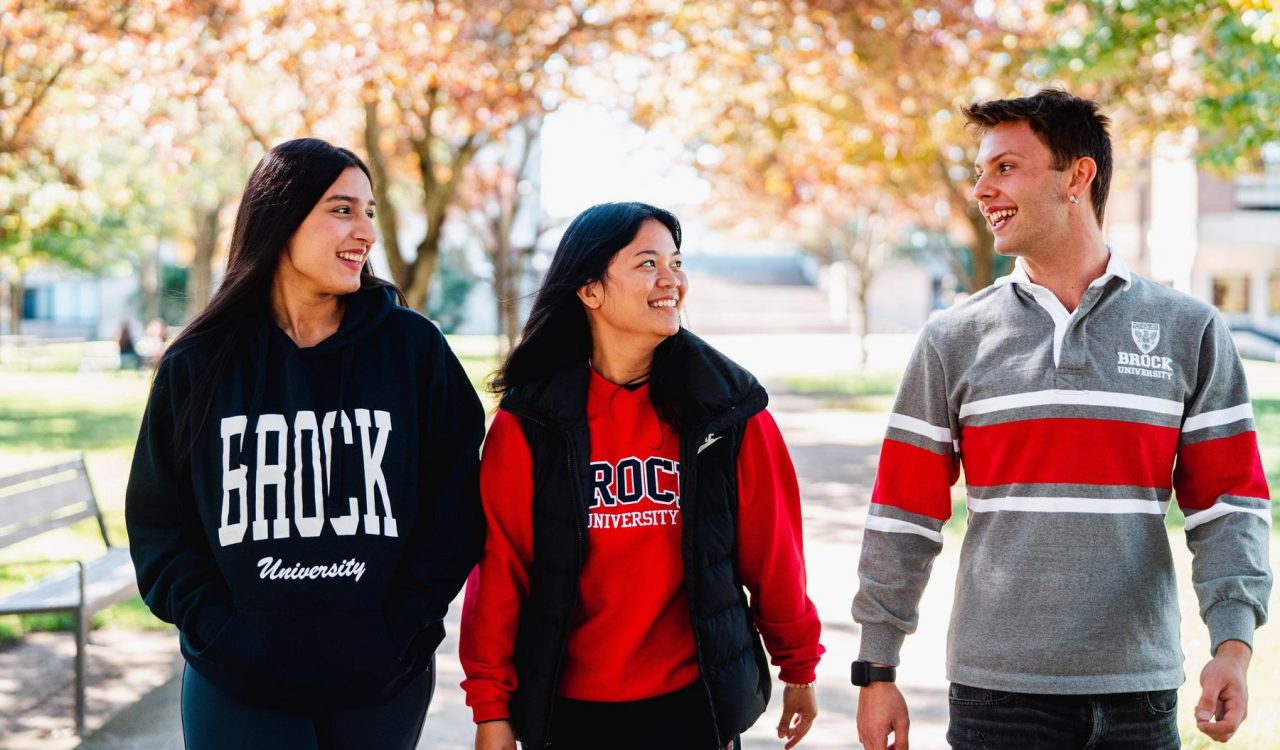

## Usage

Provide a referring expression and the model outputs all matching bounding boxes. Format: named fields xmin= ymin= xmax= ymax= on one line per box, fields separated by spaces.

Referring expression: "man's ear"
xmin=1068 ymin=155 xmax=1097 ymax=202
xmin=577 ymin=279 xmax=604 ymax=310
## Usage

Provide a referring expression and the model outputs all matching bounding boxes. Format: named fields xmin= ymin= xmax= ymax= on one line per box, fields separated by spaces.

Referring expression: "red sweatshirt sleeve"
xmin=459 ymin=409 xmax=534 ymax=723
xmin=736 ymin=409 xmax=825 ymax=684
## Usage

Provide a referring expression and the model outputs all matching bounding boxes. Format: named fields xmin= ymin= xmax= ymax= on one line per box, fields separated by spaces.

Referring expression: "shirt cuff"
xmin=471 ymin=700 xmax=512 ymax=724
xmin=857 ymin=623 xmax=906 ymax=667
xmin=778 ymin=665 xmax=818 ymax=684
xmin=1206 ymin=600 xmax=1258 ymax=656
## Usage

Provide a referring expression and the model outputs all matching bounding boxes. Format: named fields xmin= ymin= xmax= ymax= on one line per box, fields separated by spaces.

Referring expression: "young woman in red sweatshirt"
xmin=460 ymin=202 xmax=823 ymax=750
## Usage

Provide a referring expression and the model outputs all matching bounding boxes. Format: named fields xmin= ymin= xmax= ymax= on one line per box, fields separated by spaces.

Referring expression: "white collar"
xmin=994 ymin=248 xmax=1132 ymax=292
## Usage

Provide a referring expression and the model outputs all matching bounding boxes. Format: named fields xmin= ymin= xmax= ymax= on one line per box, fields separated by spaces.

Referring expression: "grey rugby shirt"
xmin=853 ymin=253 xmax=1273 ymax=694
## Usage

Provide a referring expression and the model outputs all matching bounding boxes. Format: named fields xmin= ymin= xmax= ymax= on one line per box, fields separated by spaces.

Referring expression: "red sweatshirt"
xmin=460 ymin=370 xmax=823 ymax=722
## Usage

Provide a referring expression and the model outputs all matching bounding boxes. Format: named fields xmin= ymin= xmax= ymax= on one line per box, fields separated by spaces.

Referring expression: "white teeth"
xmin=337 ymin=252 xmax=364 ymax=263
xmin=649 ymin=298 xmax=678 ymax=308
xmin=987 ymin=208 xmax=1017 ymax=225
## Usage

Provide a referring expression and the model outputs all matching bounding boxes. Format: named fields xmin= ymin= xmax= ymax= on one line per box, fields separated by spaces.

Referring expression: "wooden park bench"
xmin=0 ymin=454 xmax=137 ymax=736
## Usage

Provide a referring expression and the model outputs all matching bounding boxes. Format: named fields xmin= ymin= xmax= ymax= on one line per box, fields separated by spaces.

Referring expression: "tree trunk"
xmin=404 ymin=236 xmax=439 ymax=312
xmin=492 ymin=237 xmax=512 ymax=354
xmin=857 ymin=279 xmax=871 ymax=370
xmin=7 ymin=276 xmax=22 ymax=336
xmin=138 ymin=239 xmax=161 ymax=323
xmin=501 ymin=254 xmax=521 ymax=355
xmin=503 ymin=294 xmax=520 ymax=354
xmin=188 ymin=203 xmax=220 ymax=319
xmin=364 ymin=101 xmax=409 ymax=290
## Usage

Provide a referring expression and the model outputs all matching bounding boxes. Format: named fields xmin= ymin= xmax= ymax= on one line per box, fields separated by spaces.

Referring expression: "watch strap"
xmin=850 ymin=660 xmax=896 ymax=686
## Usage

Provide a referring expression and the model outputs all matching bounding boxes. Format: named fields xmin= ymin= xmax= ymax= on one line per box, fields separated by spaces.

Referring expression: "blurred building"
xmin=7 ymin=269 xmax=138 ymax=340
xmin=1108 ymin=137 xmax=1280 ymax=358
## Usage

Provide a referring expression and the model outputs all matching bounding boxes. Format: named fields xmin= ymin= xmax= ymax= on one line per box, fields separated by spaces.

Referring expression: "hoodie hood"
xmin=253 ymin=283 xmax=398 ymax=352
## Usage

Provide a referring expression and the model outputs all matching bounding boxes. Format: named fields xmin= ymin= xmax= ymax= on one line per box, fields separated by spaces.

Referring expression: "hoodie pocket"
xmin=187 ymin=608 xmax=412 ymax=711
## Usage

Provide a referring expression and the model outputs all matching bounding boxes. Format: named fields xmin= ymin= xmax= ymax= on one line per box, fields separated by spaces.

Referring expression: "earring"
xmin=1069 ymin=194 xmax=1079 ymax=204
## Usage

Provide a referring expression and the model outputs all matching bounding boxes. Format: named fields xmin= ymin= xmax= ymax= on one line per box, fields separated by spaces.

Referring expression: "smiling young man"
xmin=852 ymin=90 xmax=1273 ymax=749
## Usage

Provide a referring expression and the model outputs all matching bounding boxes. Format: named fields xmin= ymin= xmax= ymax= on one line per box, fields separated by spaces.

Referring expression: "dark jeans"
xmin=544 ymin=680 xmax=740 ymax=750
xmin=947 ymin=683 xmax=1179 ymax=750
xmin=181 ymin=658 xmax=434 ymax=750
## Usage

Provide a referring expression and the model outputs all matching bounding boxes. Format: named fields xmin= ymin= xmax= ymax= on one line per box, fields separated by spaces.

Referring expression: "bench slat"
xmin=0 ymin=470 xmax=95 ymax=526
xmin=0 ymin=458 xmax=85 ymax=492
xmin=0 ymin=508 xmax=98 ymax=550
xmin=0 ymin=548 xmax=138 ymax=615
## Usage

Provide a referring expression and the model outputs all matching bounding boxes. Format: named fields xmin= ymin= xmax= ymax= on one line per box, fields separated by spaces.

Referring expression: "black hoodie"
xmin=125 ymin=286 xmax=484 ymax=711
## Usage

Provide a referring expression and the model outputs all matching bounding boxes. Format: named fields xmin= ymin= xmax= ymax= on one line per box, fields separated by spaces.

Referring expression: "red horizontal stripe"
xmin=1174 ymin=431 xmax=1270 ymax=510
xmin=961 ymin=418 xmax=1179 ymax=489
xmin=872 ymin=439 xmax=957 ymax=521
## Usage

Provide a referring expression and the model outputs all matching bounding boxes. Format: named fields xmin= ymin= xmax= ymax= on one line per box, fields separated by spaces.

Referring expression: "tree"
xmin=628 ymin=0 xmax=1054 ymax=293
xmin=308 ymin=0 xmax=646 ymax=312
xmin=0 ymin=1 xmax=137 ymax=332
xmin=1042 ymin=0 xmax=1280 ymax=168
xmin=458 ymin=116 xmax=549 ymax=353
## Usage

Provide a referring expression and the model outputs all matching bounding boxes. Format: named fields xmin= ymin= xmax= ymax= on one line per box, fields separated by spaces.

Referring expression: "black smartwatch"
xmin=850 ymin=661 xmax=896 ymax=686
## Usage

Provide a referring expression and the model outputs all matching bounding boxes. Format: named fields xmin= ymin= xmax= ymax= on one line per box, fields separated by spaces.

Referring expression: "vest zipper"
xmin=681 ymin=422 xmax=725 ymax=749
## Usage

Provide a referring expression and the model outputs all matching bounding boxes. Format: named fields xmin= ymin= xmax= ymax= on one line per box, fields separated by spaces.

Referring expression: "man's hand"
xmin=856 ymin=681 xmax=909 ymax=750
xmin=475 ymin=719 xmax=517 ymax=750
xmin=1195 ymin=639 xmax=1252 ymax=743
xmin=776 ymin=684 xmax=818 ymax=748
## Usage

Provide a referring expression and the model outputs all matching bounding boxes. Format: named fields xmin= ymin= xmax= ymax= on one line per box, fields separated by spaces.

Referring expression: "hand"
xmin=475 ymin=719 xmax=517 ymax=750
xmin=776 ymin=684 xmax=818 ymax=748
xmin=1195 ymin=639 xmax=1251 ymax=743
xmin=856 ymin=681 xmax=909 ymax=750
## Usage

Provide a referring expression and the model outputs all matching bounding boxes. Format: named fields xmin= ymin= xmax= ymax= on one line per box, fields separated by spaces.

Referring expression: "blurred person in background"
xmin=117 ymin=320 xmax=140 ymax=370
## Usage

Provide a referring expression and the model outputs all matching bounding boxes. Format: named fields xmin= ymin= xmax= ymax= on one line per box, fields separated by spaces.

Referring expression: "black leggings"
xmin=545 ymin=681 xmax=740 ymax=750
xmin=180 ymin=659 xmax=433 ymax=750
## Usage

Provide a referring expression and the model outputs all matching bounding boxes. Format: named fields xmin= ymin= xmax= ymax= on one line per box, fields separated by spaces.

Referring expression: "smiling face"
xmin=972 ymin=120 xmax=1075 ymax=260
xmin=579 ymin=219 xmax=686 ymax=345
xmin=276 ymin=166 xmax=377 ymax=298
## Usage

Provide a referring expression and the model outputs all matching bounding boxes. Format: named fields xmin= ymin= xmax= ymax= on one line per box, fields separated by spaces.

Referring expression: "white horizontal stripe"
xmin=967 ymin=495 xmax=1170 ymax=516
xmin=865 ymin=515 xmax=944 ymax=543
xmin=959 ymin=390 xmax=1183 ymax=419
xmin=1182 ymin=403 xmax=1254 ymax=433
xmin=1184 ymin=503 xmax=1273 ymax=531
xmin=887 ymin=413 xmax=952 ymax=444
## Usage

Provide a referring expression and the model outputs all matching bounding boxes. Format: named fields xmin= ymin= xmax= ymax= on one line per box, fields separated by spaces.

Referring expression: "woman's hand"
xmin=475 ymin=719 xmax=517 ymax=750
xmin=776 ymin=684 xmax=818 ymax=748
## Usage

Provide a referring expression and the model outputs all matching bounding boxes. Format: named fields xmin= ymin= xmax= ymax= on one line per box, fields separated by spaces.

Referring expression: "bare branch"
xmin=8 ymin=50 xmax=80 ymax=149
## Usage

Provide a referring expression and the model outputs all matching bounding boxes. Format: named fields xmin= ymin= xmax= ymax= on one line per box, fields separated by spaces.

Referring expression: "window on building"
xmin=22 ymin=287 xmax=52 ymax=320
xmin=1269 ymin=272 xmax=1280 ymax=315
xmin=1212 ymin=275 xmax=1250 ymax=314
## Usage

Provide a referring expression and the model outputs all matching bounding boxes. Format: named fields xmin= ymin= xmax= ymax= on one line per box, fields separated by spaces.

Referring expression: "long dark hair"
xmin=165 ymin=137 xmax=402 ymax=456
xmin=491 ymin=201 xmax=688 ymax=427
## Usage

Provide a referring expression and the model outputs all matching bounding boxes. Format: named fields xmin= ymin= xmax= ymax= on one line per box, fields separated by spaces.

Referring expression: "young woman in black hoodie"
xmin=125 ymin=138 xmax=484 ymax=749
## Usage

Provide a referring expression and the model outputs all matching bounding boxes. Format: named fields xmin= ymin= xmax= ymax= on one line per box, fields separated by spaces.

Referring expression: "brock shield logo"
xmin=1131 ymin=322 xmax=1160 ymax=354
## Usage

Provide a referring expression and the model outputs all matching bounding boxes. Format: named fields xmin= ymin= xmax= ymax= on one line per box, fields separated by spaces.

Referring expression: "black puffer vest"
xmin=500 ymin=329 xmax=772 ymax=749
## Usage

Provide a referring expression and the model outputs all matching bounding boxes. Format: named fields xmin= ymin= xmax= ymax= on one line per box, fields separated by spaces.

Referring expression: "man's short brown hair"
xmin=963 ymin=89 xmax=1113 ymax=227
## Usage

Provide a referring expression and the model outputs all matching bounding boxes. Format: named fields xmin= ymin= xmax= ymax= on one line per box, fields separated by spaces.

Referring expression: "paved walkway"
xmin=72 ymin=388 xmax=948 ymax=750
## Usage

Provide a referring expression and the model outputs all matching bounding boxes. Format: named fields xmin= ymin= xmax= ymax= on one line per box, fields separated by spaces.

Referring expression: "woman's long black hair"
xmin=491 ymin=201 xmax=688 ymax=428
xmin=165 ymin=137 xmax=403 ymax=457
